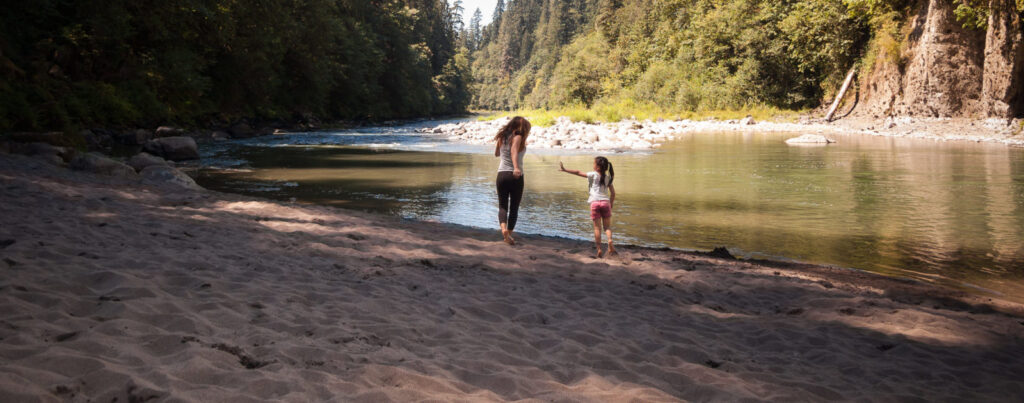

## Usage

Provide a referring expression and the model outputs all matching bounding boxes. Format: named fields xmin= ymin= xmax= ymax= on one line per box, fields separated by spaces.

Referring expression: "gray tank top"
xmin=497 ymin=136 xmax=525 ymax=172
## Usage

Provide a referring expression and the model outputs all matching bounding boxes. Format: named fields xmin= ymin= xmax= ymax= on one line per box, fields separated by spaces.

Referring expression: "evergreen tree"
xmin=469 ymin=8 xmax=484 ymax=52
xmin=494 ymin=0 xmax=506 ymax=21
xmin=450 ymin=0 xmax=465 ymax=33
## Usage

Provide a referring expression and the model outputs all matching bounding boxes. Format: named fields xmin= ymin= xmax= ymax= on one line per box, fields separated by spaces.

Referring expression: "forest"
xmin=468 ymin=0 xmax=1024 ymax=117
xmin=2 ymin=0 xmax=1021 ymax=132
xmin=0 ymin=0 xmax=472 ymax=131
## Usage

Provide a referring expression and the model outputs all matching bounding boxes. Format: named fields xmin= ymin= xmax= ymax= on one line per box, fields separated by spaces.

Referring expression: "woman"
xmin=494 ymin=116 xmax=530 ymax=245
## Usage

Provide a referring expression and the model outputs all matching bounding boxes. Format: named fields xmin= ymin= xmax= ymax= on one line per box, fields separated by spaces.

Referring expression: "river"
xmin=195 ymin=119 xmax=1024 ymax=302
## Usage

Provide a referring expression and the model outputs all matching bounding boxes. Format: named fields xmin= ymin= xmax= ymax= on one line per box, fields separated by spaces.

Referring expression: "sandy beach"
xmin=2 ymin=152 xmax=1024 ymax=401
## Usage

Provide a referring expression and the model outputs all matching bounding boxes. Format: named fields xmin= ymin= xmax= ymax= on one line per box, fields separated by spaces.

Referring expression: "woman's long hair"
xmin=494 ymin=116 xmax=531 ymax=148
xmin=595 ymin=156 xmax=614 ymax=187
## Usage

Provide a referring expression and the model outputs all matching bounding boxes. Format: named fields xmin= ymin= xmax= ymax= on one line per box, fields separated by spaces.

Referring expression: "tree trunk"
xmin=826 ymin=67 xmax=857 ymax=121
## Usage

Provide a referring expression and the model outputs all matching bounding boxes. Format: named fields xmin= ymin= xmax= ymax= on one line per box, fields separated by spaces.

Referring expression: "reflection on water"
xmin=196 ymin=123 xmax=1024 ymax=302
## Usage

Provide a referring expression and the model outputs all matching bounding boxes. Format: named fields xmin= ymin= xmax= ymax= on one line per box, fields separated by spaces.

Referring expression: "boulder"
xmin=212 ymin=131 xmax=231 ymax=141
xmin=140 ymin=165 xmax=203 ymax=191
xmin=70 ymin=153 xmax=137 ymax=177
xmin=229 ymin=122 xmax=257 ymax=138
xmin=273 ymin=129 xmax=288 ymax=135
xmin=155 ymin=126 xmax=184 ymax=138
xmin=142 ymin=136 xmax=199 ymax=161
xmin=127 ymin=152 xmax=169 ymax=172
xmin=27 ymin=142 xmax=70 ymax=159
xmin=785 ymin=134 xmax=836 ymax=144
xmin=740 ymin=115 xmax=756 ymax=125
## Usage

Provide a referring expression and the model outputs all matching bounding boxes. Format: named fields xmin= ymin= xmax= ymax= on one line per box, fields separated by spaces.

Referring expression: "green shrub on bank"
xmin=477 ymin=102 xmax=803 ymax=127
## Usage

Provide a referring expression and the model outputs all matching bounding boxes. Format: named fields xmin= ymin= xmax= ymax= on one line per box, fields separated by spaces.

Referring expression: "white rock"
xmin=785 ymin=134 xmax=835 ymax=144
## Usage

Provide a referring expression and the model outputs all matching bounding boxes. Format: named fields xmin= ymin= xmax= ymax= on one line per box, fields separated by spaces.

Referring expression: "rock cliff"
xmin=860 ymin=0 xmax=1023 ymax=119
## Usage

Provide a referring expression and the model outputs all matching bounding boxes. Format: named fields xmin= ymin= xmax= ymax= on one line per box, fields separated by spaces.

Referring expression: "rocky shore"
xmin=3 ymin=112 xmax=1021 ymax=168
xmin=1 ymin=132 xmax=203 ymax=192
xmin=0 ymin=115 xmax=331 ymax=191
xmin=419 ymin=115 xmax=1024 ymax=151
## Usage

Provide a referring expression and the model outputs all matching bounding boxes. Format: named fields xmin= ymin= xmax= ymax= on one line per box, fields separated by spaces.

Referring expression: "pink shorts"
xmin=590 ymin=200 xmax=612 ymax=220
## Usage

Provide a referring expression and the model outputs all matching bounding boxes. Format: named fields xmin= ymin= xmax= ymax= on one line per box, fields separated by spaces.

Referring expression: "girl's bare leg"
xmin=602 ymin=216 xmax=616 ymax=256
xmin=593 ymin=219 xmax=604 ymax=257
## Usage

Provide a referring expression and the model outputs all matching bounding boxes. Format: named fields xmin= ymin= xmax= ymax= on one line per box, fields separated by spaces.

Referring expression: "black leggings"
xmin=496 ymin=171 xmax=525 ymax=231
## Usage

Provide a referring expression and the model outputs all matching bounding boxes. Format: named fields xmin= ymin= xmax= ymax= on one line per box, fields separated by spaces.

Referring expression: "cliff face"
xmin=982 ymin=0 xmax=1024 ymax=118
xmin=860 ymin=0 xmax=1023 ymax=119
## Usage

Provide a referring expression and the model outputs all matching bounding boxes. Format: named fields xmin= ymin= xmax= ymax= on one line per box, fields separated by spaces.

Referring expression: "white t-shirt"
xmin=587 ymin=171 xmax=611 ymax=203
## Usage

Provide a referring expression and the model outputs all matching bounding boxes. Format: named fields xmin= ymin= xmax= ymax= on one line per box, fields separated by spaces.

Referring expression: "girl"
xmin=559 ymin=157 xmax=616 ymax=257
xmin=494 ymin=116 xmax=530 ymax=245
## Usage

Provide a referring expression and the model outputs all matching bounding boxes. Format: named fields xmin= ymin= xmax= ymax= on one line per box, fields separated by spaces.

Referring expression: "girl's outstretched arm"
xmin=609 ymin=184 xmax=615 ymax=208
xmin=559 ymin=162 xmax=587 ymax=178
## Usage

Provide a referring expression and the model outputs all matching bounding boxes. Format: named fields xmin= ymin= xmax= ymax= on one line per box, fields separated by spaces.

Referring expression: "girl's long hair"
xmin=595 ymin=156 xmax=614 ymax=187
xmin=494 ymin=116 xmax=531 ymax=148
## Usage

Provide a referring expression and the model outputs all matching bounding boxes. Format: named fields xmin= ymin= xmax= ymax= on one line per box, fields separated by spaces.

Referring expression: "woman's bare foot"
xmin=502 ymin=229 xmax=515 ymax=245
xmin=606 ymin=245 xmax=617 ymax=257
xmin=596 ymin=246 xmax=604 ymax=258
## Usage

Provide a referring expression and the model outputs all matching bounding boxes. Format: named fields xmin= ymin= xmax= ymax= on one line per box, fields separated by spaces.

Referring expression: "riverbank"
xmin=424 ymin=113 xmax=1024 ymax=151
xmin=2 ymin=152 xmax=1024 ymax=401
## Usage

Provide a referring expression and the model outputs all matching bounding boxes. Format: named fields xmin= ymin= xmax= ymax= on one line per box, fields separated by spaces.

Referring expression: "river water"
xmin=195 ymin=119 xmax=1024 ymax=302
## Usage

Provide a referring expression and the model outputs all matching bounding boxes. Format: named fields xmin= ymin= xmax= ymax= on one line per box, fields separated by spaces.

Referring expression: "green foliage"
xmin=0 ymin=0 xmax=471 ymax=131
xmin=549 ymin=34 xmax=616 ymax=107
xmin=953 ymin=0 xmax=989 ymax=30
xmin=477 ymin=102 xmax=803 ymax=126
xmin=470 ymin=0 xmax=868 ymax=114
